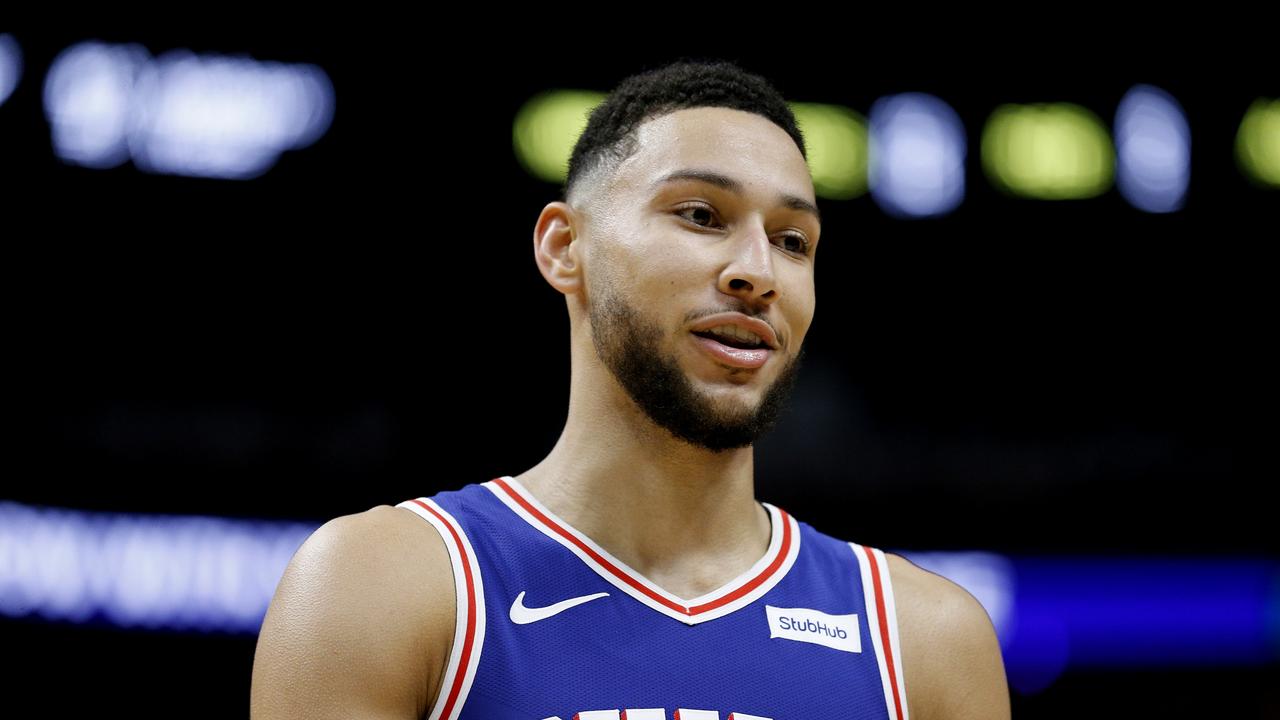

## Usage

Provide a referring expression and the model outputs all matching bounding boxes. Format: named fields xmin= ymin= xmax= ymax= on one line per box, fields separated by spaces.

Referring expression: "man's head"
xmin=533 ymin=59 xmax=821 ymax=452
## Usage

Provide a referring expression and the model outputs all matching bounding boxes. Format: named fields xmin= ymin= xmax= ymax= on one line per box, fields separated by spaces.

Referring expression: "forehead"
xmin=615 ymin=106 xmax=815 ymax=203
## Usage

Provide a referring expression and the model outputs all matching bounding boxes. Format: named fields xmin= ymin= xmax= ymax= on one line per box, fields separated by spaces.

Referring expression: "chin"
xmin=697 ymin=385 xmax=763 ymax=416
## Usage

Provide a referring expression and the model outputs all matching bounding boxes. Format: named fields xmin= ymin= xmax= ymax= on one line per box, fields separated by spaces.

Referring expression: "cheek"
xmin=789 ymin=280 xmax=817 ymax=343
xmin=626 ymin=238 xmax=701 ymax=291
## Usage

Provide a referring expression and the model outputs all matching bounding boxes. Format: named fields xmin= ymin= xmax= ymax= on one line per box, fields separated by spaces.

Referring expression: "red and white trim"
xmin=397 ymin=497 xmax=486 ymax=720
xmin=850 ymin=543 xmax=908 ymax=720
xmin=485 ymin=476 xmax=800 ymax=626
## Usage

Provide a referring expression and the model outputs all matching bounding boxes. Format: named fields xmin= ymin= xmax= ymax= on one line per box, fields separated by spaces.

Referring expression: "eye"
xmin=780 ymin=234 xmax=812 ymax=255
xmin=674 ymin=203 xmax=720 ymax=228
xmin=675 ymin=203 xmax=812 ymax=256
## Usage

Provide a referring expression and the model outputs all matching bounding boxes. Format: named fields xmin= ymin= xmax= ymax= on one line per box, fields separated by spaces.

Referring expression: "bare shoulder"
xmin=250 ymin=504 xmax=457 ymax=720
xmin=884 ymin=553 xmax=1010 ymax=720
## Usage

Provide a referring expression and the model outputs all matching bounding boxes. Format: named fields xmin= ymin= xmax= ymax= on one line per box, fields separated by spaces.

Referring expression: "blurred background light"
xmin=512 ymin=89 xmax=605 ymax=184
xmin=790 ymin=101 xmax=868 ymax=200
xmin=1115 ymin=84 xmax=1191 ymax=213
xmin=982 ymin=102 xmax=1114 ymax=199
xmin=1236 ymin=97 xmax=1280 ymax=188
xmin=43 ymin=41 xmax=149 ymax=169
xmin=0 ymin=500 xmax=316 ymax=633
xmin=0 ymin=33 xmax=21 ymax=108
xmin=868 ymin=92 xmax=966 ymax=217
xmin=43 ymin=40 xmax=334 ymax=179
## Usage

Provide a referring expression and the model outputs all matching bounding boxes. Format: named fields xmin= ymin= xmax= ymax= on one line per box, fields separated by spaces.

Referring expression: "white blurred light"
xmin=0 ymin=33 xmax=21 ymax=108
xmin=0 ymin=500 xmax=317 ymax=633
xmin=869 ymin=93 xmax=967 ymax=218
xmin=43 ymin=41 xmax=149 ymax=168
xmin=1116 ymin=85 xmax=1191 ymax=213
xmin=43 ymin=40 xmax=334 ymax=179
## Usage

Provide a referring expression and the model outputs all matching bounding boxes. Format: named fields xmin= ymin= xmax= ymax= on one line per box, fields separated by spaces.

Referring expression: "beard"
xmin=587 ymin=280 xmax=805 ymax=453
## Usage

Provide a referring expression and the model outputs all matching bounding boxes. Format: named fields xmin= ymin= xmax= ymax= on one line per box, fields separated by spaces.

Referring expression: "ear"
xmin=532 ymin=201 xmax=584 ymax=296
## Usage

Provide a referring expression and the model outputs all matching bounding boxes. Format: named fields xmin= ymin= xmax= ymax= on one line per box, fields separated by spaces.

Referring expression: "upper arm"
xmin=250 ymin=505 xmax=456 ymax=720
xmin=887 ymin=553 xmax=1010 ymax=720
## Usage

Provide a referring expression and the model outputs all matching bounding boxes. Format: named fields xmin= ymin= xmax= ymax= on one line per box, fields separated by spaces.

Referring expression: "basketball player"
xmin=251 ymin=60 xmax=1010 ymax=719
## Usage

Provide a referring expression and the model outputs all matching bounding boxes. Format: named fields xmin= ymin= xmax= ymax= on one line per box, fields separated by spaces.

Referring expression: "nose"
xmin=717 ymin=218 xmax=779 ymax=306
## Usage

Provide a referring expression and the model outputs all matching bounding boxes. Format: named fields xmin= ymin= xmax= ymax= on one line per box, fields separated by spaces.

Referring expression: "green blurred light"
xmin=791 ymin=102 xmax=868 ymax=200
xmin=512 ymin=90 xmax=606 ymax=184
xmin=1237 ymin=98 xmax=1280 ymax=188
xmin=982 ymin=103 xmax=1114 ymax=199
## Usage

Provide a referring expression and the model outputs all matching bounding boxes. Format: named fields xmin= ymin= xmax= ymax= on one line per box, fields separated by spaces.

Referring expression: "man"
xmin=251 ymin=59 xmax=1010 ymax=720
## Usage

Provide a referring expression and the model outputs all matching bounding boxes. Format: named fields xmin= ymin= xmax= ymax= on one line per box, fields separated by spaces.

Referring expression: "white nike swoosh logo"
xmin=508 ymin=590 xmax=610 ymax=625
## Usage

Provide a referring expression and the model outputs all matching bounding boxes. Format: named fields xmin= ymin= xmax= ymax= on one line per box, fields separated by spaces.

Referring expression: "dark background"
xmin=3 ymin=27 xmax=1275 ymax=718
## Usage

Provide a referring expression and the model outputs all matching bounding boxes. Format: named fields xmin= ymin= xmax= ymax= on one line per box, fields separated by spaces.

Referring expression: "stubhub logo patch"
xmin=765 ymin=605 xmax=861 ymax=653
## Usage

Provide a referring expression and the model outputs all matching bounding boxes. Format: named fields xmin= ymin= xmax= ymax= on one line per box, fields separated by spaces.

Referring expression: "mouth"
xmin=690 ymin=332 xmax=772 ymax=369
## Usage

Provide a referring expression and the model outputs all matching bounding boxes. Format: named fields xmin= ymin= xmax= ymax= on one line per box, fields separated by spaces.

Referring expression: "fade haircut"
xmin=563 ymin=59 xmax=806 ymax=206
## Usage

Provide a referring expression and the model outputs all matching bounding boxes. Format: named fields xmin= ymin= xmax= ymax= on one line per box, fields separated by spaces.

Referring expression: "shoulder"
xmin=250 ymin=504 xmax=456 ymax=719
xmin=884 ymin=552 xmax=1010 ymax=720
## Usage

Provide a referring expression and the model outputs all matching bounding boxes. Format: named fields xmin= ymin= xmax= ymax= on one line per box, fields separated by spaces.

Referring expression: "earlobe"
xmin=532 ymin=201 xmax=583 ymax=296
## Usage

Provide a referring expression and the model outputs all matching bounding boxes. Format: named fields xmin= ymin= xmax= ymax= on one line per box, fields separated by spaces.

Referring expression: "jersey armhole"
xmin=850 ymin=542 xmax=909 ymax=720
xmin=397 ymin=498 xmax=487 ymax=720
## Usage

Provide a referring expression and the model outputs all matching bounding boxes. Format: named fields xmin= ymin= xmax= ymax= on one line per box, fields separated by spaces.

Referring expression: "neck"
xmin=513 ymin=342 xmax=771 ymax=600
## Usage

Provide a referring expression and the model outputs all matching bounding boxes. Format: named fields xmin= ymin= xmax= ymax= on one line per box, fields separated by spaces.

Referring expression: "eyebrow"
xmin=652 ymin=169 xmax=822 ymax=225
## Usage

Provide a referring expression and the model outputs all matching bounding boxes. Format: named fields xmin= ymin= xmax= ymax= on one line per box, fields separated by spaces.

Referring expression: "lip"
xmin=691 ymin=333 xmax=772 ymax=369
xmin=689 ymin=312 xmax=779 ymax=350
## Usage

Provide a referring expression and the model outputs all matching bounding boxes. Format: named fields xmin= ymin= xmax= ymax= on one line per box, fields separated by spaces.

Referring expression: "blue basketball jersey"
xmin=397 ymin=476 xmax=908 ymax=720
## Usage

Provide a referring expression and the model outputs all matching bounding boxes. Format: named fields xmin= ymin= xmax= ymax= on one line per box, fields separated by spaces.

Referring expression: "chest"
xmin=460 ymin=562 xmax=892 ymax=719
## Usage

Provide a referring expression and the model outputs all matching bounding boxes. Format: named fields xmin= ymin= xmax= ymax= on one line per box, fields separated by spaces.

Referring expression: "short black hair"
xmin=563 ymin=58 xmax=806 ymax=204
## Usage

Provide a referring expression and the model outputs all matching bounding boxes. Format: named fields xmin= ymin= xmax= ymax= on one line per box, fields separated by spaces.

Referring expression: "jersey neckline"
xmin=482 ymin=475 xmax=801 ymax=626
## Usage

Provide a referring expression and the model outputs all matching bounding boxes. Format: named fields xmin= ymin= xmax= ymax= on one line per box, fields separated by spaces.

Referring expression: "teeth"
xmin=704 ymin=324 xmax=765 ymax=347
